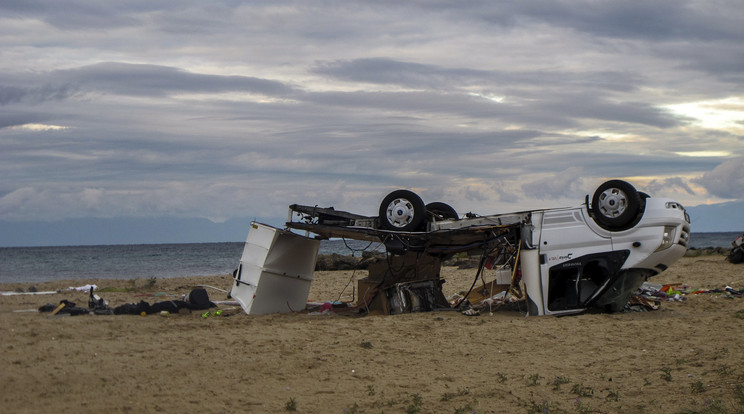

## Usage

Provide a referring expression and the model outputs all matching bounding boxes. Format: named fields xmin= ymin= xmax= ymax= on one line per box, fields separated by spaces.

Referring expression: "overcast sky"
xmin=1 ymin=0 xmax=743 ymax=226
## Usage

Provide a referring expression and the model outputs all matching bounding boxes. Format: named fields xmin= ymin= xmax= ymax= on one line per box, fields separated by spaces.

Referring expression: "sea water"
xmin=0 ymin=239 xmax=385 ymax=284
xmin=0 ymin=233 xmax=738 ymax=284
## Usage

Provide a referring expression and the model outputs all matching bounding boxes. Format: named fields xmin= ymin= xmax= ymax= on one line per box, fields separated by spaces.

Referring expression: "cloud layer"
xmin=1 ymin=1 xmax=742 ymax=225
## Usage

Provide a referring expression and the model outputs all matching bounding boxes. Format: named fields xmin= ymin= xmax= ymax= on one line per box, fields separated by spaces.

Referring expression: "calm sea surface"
xmin=0 ymin=240 xmax=385 ymax=284
xmin=0 ymin=233 xmax=738 ymax=284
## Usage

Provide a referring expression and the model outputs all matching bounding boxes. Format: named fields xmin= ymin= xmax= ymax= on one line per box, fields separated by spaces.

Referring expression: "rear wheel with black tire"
xmin=426 ymin=202 xmax=458 ymax=221
xmin=379 ymin=190 xmax=426 ymax=231
xmin=591 ymin=180 xmax=642 ymax=231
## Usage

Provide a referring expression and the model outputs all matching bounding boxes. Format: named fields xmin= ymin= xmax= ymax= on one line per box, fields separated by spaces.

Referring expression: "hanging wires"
xmin=460 ymin=246 xmax=490 ymax=305
xmin=332 ymin=237 xmax=382 ymax=304
xmin=342 ymin=237 xmax=376 ymax=254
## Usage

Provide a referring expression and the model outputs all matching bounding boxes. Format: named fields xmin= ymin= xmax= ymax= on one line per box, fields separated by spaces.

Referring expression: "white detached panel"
xmin=231 ymin=222 xmax=320 ymax=314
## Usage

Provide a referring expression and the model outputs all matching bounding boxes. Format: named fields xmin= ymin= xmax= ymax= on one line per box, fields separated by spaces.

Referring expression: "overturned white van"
xmin=231 ymin=180 xmax=690 ymax=316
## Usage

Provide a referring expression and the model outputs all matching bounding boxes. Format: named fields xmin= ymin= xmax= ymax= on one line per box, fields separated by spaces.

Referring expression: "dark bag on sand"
xmin=186 ymin=288 xmax=214 ymax=310
xmin=113 ymin=300 xmax=152 ymax=315
xmin=150 ymin=300 xmax=187 ymax=313
xmin=39 ymin=300 xmax=89 ymax=316
xmin=112 ymin=289 xmax=214 ymax=315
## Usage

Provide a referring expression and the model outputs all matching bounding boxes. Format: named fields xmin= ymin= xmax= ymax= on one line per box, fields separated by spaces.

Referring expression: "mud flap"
xmin=521 ymin=248 xmax=544 ymax=316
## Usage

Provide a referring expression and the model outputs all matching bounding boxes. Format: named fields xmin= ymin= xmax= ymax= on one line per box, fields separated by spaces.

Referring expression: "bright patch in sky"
xmin=575 ymin=131 xmax=645 ymax=143
xmin=13 ymin=123 xmax=69 ymax=131
xmin=664 ymin=97 xmax=744 ymax=132
xmin=674 ymin=151 xmax=732 ymax=157
xmin=468 ymin=92 xmax=505 ymax=103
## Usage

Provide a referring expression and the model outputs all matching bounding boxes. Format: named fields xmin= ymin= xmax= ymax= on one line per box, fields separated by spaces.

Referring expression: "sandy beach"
xmin=1 ymin=254 xmax=743 ymax=413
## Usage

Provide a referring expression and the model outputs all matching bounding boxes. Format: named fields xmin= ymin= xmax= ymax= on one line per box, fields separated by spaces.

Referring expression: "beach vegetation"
xmin=523 ymin=399 xmax=560 ymax=413
xmin=731 ymin=383 xmax=744 ymax=411
xmin=440 ymin=387 xmax=469 ymax=402
xmin=691 ymin=380 xmax=706 ymax=394
xmin=574 ymin=399 xmax=593 ymax=414
xmin=678 ymin=398 xmax=728 ymax=414
xmin=404 ymin=393 xmax=423 ymax=414
xmin=284 ymin=397 xmax=297 ymax=411
xmin=525 ymin=373 xmax=540 ymax=386
xmin=453 ymin=402 xmax=475 ymax=414
xmin=552 ymin=375 xmax=570 ymax=390
xmin=571 ymin=383 xmax=594 ymax=397
xmin=660 ymin=367 xmax=673 ymax=382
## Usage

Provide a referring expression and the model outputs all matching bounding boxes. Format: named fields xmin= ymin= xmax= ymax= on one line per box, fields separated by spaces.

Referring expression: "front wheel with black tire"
xmin=379 ymin=189 xmax=426 ymax=231
xmin=591 ymin=180 xmax=642 ymax=231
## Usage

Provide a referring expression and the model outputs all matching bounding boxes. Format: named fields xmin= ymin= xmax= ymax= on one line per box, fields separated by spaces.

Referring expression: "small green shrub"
xmin=571 ymin=383 xmax=594 ymax=397
xmin=525 ymin=373 xmax=540 ymax=386
xmin=284 ymin=397 xmax=297 ymax=412
xmin=691 ymin=380 xmax=706 ymax=394
xmin=660 ymin=367 xmax=673 ymax=382
xmin=552 ymin=375 xmax=570 ymax=390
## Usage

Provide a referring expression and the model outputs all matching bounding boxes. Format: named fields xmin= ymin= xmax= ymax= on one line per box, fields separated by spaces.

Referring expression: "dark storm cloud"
xmin=311 ymin=58 xmax=493 ymax=89
xmin=0 ymin=84 xmax=80 ymax=106
xmin=0 ymin=63 xmax=297 ymax=112
xmin=311 ymin=59 xmax=680 ymax=128
xmin=471 ymin=0 xmax=744 ymax=42
xmin=312 ymin=58 xmax=645 ymax=92
xmin=0 ymin=111 xmax=49 ymax=128
xmin=675 ymin=44 xmax=744 ymax=83
xmin=0 ymin=0 xmax=154 ymax=29
xmin=533 ymin=94 xmax=682 ymax=128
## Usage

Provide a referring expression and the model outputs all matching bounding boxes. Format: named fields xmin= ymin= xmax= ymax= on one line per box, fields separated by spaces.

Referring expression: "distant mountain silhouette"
xmin=684 ymin=200 xmax=744 ymax=232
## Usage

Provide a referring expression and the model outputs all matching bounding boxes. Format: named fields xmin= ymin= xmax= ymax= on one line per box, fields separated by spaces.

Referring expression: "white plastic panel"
xmin=231 ymin=222 xmax=320 ymax=315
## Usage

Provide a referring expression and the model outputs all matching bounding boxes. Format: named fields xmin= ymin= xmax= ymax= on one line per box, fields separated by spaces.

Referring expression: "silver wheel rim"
xmin=597 ymin=188 xmax=628 ymax=218
xmin=385 ymin=198 xmax=416 ymax=228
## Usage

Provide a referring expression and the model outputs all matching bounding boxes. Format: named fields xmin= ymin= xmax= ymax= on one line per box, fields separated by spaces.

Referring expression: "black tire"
xmin=426 ymin=202 xmax=458 ymax=221
xmin=591 ymin=180 xmax=642 ymax=231
xmin=379 ymin=190 xmax=426 ymax=231
xmin=728 ymin=249 xmax=744 ymax=264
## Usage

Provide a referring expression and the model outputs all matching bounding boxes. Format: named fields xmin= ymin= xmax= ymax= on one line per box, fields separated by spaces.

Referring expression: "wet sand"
xmin=1 ymin=255 xmax=743 ymax=413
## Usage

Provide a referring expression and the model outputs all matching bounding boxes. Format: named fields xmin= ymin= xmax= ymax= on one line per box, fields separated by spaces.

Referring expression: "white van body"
xmin=231 ymin=181 xmax=690 ymax=316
